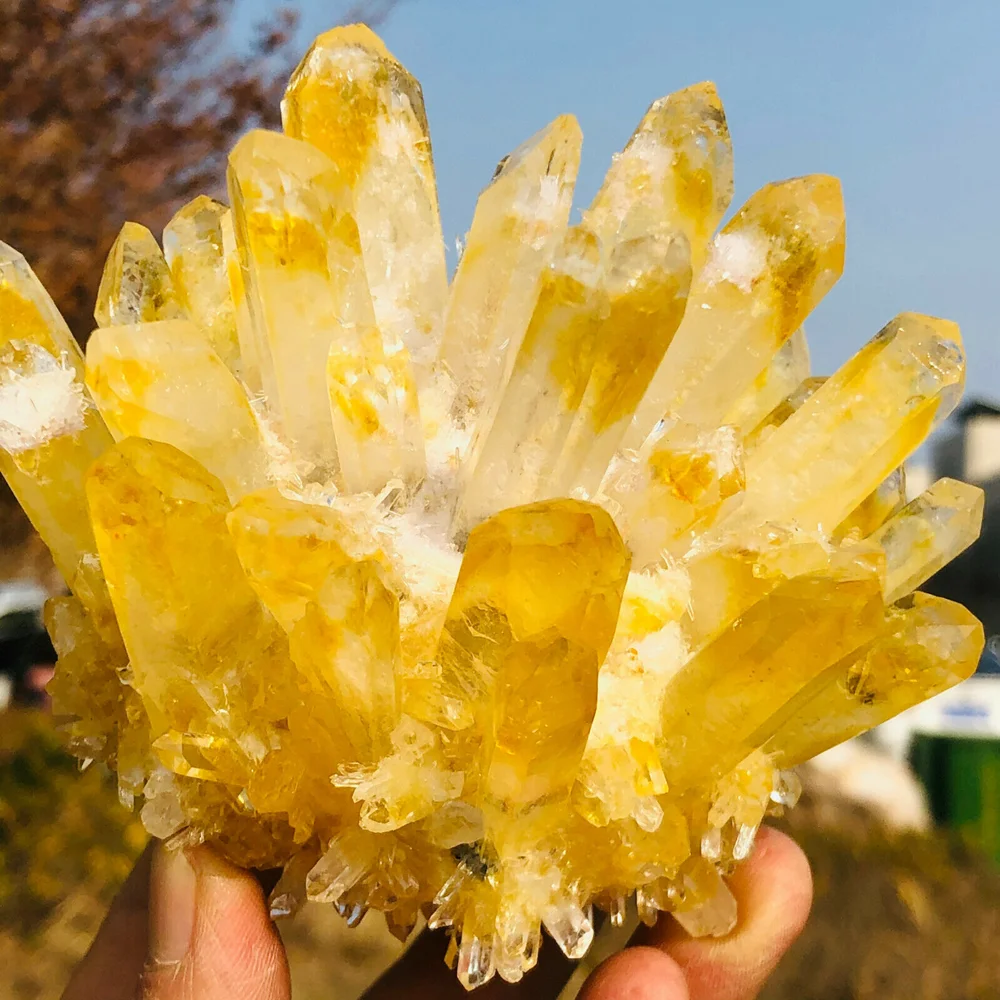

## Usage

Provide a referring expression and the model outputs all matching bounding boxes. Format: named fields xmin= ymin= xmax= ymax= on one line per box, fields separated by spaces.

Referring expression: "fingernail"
xmin=149 ymin=842 xmax=197 ymax=966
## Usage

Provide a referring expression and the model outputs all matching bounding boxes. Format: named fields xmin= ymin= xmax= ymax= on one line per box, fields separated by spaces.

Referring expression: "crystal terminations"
xmin=0 ymin=23 xmax=984 ymax=990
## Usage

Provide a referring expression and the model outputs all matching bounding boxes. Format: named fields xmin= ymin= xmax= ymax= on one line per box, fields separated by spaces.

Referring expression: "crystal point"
xmin=436 ymin=115 xmax=582 ymax=422
xmin=227 ymin=128 xmax=374 ymax=482
xmin=734 ymin=313 xmax=964 ymax=534
xmin=0 ymin=244 xmax=115 ymax=613
xmin=283 ymin=24 xmax=447 ymax=374
xmin=95 ymin=222 xmax=187 ymax=328
xmin=764 ymin=593 xmax=984 ymax=767
xmin=587 ymin=81 xmax=733 ymax=267
xmin=873 ymin=477 xmax=984 ymax=604
xmin=659 ymin=546 xmax=885 ymax=790
xmin=625 ymin=174 xmax=845 ymax=449
xmin=163 ymin=196 xmax=242 ymax=373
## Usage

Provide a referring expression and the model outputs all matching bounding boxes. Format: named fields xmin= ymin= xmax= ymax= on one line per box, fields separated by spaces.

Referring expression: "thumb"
xmin=140 ymin=842 xmax=291 ymax=1000
xmin=578 ymin=947 xmax=691 ymax=1000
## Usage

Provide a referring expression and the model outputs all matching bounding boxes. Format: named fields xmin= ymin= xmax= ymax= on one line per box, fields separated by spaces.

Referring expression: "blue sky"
xmin=243 ymin=0 xmax=1000 ymax=403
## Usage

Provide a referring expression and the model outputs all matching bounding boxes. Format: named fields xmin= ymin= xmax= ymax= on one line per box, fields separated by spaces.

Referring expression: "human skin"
xmin=61 ymin=826 xmax=812 ymax=1000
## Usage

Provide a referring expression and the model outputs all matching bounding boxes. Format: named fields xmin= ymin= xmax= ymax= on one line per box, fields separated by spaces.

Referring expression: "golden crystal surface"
xmin=0 ymin=24 xmax=985 ymax=991
xmin=162 ymin=195 xmax=243 ymax=374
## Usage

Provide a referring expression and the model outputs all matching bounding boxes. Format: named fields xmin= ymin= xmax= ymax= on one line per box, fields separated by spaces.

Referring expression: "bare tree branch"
xmin=0 ymin=0 xmax=403 ymax=543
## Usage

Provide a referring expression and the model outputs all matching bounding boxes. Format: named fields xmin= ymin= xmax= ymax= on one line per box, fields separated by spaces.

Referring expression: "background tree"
xmin=0 ymin=0 xmax=297 ymax=340
xmin=0 ymin=0 xmax=400 ymax=342
xmin=0 ymin=0 xmax=398 ymax=562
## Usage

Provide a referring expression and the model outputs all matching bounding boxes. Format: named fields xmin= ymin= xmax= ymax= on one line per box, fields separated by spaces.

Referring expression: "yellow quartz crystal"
xmin=220 ymin=210 xmax=263 ymax=396
xmin=0 ymin=342 xmax=108 ymax=588
xmin=283 ymin=24 xmax=448 ymax=373
xmin=429 ymin=500 xmax=629 ymax=745
xmin=436 ymin=115 xmax=582 ymax=421
xmin=721 ymin=328 xmax=810 ymax=434
xmin=1 ymin=241 xmax=89 ymax=361
xmin=86 ymin=439 xmax=294 ymax=747
xmin=0 ymin=28 xmax=986 ymax=989
xmin=550 ymin=230 xmax=692 ymax=496
xmin=0 ymin=245 xmax=130 ymax=783
xmin=419 ymin=501 xmax=631 ymax=986
xmin=764 ymin=593 xmax=984 ymax=767
xmin=162 ymin=196 xmax=242 ymax=373
xmin=327 ymin=330 xmax=426 ymax=495
xmin=458 ymin=225 xmax=607 ymax=527
xmin=43 ymin=593 xmax=131 ymax=761
xmin=733 ymin=313 xmax=964 ymax=534
xmin=605 ymin=422 xmax=745 ymax=566
xmin=94 ymin=222 xmax=187 ymax=328
xmin=573 ymin=567 xmax=689 ymax=830
xmin=0 ymin=243 xmax=114 ymax=613
xmin=680 ymin=524 xmax=834 ymax=655
xmin=227 ymin=129 xmax=375 ymax=482
xmin=834 ymin=467 xmax=907 ymax=540
xmin=659 ymin=545 xmax=886 ymax=791
xmin=625 ymin=175 xmax=845 ymax=450
xmin=872 ymin=477 xmax=984 ymax=603
xmin=458 ymin=82 xmax=732 ymax=519
xmin=289 ymin=560 xmax=402 ymax=760
xmin=743 ymin=374 xmax=827 ymax=451
xmin=86 ymin=320 xmax=268 ymax=501
xmin=227 ymin=487 xmax=383 ymax=631
xmin=586 ymin=82 xmax=733 ymax=268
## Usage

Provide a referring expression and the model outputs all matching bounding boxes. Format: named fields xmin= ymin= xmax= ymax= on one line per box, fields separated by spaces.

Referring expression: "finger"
xmin=139 ymin=842 xmax=291 ymax=1000
xmin=361 ymin=926 xmax=577 ymax=999
xmin=635 ymin=827 xmax=813 ymax=1000
xmin=62 ymin=843 xmax=153 ymax=1000
xmin=577 ymin=946 xmax=690 ymax=1000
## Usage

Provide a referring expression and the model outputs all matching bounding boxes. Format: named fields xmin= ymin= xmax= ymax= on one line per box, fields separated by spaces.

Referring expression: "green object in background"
xmin=911 ymin=733 xmax=1000 ymax=863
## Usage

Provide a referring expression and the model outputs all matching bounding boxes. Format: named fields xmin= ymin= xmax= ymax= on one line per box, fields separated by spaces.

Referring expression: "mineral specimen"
xmin=0 ymin=23 xmax=985 ymax=990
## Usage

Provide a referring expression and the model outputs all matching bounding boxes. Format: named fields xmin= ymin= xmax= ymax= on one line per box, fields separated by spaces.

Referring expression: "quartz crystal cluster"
xmin=0 ymin=24 xmax=985 ymax=989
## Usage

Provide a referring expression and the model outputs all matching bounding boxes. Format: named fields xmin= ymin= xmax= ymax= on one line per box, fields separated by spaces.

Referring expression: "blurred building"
xmin=877 ymin=399 xmax=1000 ymax=755
xmin=0 ymin=580 xmax=53 ymax=712
xmin=923 ymin=399 xmax=1000 ymax=659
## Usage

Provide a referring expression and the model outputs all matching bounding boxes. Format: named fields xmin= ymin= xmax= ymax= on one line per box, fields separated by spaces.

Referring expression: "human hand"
xmin=62 ymin=827 xmax=812 ymax=1000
